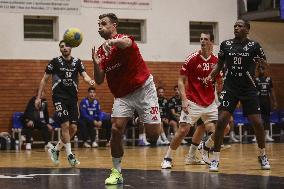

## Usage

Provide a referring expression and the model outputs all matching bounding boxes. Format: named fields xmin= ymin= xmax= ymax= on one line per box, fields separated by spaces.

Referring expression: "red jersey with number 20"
xmin=180 ymin=51 xmax=219 ymax=107
xmin=97 ymin=34 xmax=150 ymax=98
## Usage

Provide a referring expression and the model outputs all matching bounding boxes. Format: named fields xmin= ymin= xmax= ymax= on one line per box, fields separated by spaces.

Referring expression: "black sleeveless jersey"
xmin=45 ymin=56 xmax=86 ymax=101
xmin=218 ymin=38 xmax=266 ymax=93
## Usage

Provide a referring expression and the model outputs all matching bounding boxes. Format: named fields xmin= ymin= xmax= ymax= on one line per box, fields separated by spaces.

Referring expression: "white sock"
xmin=142 ymin=133 xmax=147 ymax=141
xmin=112 ymin=157 xmax=122 ymax=172
xmin=55 ymin=139 xmax=64 ymax=151
xmin=161 ymin=132 xmax=167 ymax=141
xmin=165 ymin=146 xmax=175 ymax=159
xmin=259 ymin=148 xmax=266 ymax=156
xmin=213 ymin=151 xmax=220 ymax=161
xmin=205 ymin=136 xmax=214 ymax=148
xmin=64 ymin=143 xmax=72 ymax=156
xmin=188 ymin=144 xmax=198 ymax=156
xmin=139 ymin=134 xmax=144 ymax=140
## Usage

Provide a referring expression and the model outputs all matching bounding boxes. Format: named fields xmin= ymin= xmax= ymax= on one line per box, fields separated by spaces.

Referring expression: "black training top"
xmin=255 ymin=76 xmax=273 ymax=100
xmin=45 ymin=56 xmax=86 ymax=101
xmin=219 ymin=38 xmax=266 ymax=93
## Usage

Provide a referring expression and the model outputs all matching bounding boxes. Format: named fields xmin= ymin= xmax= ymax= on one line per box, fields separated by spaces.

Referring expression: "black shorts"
xmin=53 ymin=98 xmax=79 ymax=125
xmin=218 ymin=88 xmax=260 ymax=116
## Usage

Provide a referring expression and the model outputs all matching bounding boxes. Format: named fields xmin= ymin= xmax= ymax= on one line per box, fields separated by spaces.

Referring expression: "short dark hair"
xmin=59 ymin=40 xmax=65 ymax=46
xmin=201 ymin=32 xmax=214 ymax=42
xmin=88 ymin=87 xmax=96 ymax=92
xmin=239 ymin=19 xmax=250 ymax=30
xmin=157 ymin=86 xmax=165 ymax=91
xmin=99 ymin=13 xmax=118 ymax=25
xmin=59 ymin=40 xmax=72 ymax=47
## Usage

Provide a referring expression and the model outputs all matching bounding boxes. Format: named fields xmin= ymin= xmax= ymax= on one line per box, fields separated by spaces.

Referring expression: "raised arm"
xmin=92 ymin=47 xmax=105 ymax=85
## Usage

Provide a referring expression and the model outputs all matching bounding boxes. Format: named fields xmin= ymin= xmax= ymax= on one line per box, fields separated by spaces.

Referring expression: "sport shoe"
xmin=83 ymin=142 xmax=91 ymax=148
xmin=25 ymin=143 xmax=31 ymax=150
xmin=138 ymin=139 xmax=146 ymax=146
xmin=229 ymin=136 xmax=240 ymax=143
xmin=67 ymin=154 xmax=80 ymax=167
xmin=265 ymin=135 xmax=274 ymax=142
xmin=105 ymin=168 xmax=123 ymax=185
xmin=201 ymin=142 xmax=211 ymax=165
xmin=163 ymin=139 xmax=170 ymax=145
xmin=92 ymin=141 xmax=98 ymax=148
xmin=258 ymin=155 xmax=271 ymax=170
xmin=185 ymin=154 xmax=205 ymax=165
xmin=252 ymin=136 xmax=257 ymax=142
xmin=209 ymin=160 xmax=219 ymax=172
xmin=161 ymin=158 xmax=172 ymax=169
xmin=181 ymin=139 xmax=188 ymax=145
xmin=45 ymin=142 xmax=54 ymax=150
xmin=48 ymin=147 xmax=60 ymax=165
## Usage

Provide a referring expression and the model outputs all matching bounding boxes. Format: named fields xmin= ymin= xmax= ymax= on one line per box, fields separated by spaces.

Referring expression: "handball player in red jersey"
xmin=91 ymin=13 xmax=161 ymax=185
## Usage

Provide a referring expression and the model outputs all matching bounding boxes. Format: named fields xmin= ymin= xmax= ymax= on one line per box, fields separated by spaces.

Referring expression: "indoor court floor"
xmin=0 ymin=143 xmax=284 ymax=189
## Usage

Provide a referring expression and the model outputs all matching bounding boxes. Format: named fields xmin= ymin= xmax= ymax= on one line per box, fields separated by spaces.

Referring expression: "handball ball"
xmin=63 ymin=28 xmax=83 ymax=47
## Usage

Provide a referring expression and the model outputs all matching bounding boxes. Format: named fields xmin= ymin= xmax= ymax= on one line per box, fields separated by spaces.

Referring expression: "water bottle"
xmin=6 ymin=137 xmax=11 ymax=150
xmin=74 ymin=135 xmax=78 ymax=148
xmin=15 ymin=140 xmax=19 ymax=151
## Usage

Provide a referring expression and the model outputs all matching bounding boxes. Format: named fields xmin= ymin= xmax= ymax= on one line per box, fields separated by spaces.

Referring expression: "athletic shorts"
xmin=112 ymin=75 xmax=161 ymax=124
xmin=53 ymin=99 xmax=79 ymax=125
xmin=179 ymin=100 xmax=218 ymax=125
xmin=218 ymin=88 xmax=260 ymax=116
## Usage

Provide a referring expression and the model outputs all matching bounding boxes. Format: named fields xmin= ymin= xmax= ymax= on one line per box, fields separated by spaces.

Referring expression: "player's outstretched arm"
xmin=81 ymin=72 xmax=95 ymax=86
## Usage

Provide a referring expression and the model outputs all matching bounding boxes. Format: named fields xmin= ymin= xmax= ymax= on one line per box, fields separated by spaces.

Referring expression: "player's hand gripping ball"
xmin=63 ymin=28 xmax=83 ymax=47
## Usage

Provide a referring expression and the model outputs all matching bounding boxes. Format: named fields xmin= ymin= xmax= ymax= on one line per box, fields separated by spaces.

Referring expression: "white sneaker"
xmin=161 ymin=158 xmax=172 ymax=169
xmin=83 ymin=142 xmax=91 ymax=148
xmin=45 ymin=142 xmax=54 ymax=150
xmin=181 ymin=139 xmax=188 ymax=145
xmin=265 ymin=135 xmax=274 ymax=142
xmin=185 ymin=154 xmax=205 ymax=165
xmin=229 ymin=136 xmax=240 ymax=143
xmin=143 ymin=140 xmax=151 ymax=146
xmin=163 ymin=139 xmax=170 ymax=145
xmin=209 ymin=160 xmax=219 ymax=172
xmin=92 ymin=141 xmax=98 ymax=148
xmin=252 ymin=136 xmax=257 ymax=142
xmin=25 ymin=143 xmax=31 ymax=150
xmin=157 ymin=138 xmax=166 ymax=145
xmin=258 ymin=155 xmax=271 ymax=170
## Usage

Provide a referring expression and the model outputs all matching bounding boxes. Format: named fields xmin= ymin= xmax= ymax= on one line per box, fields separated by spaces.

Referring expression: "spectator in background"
xmin=168 ymin=85 xmax=187 ymax=144
xmin=157 ymin=87 xmax=170 ymax=145
xmin=79 ymin=87 xmax=103 ymax=148
xmin=254 ymin=65 xmax=277 ymax=142
xmin=23 ymin=89 xmax=53 ymax=150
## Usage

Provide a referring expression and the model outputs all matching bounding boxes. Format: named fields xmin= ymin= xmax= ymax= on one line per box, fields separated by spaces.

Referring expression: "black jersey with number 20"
xmin=219 ymin=38 xmax=266 ymax=93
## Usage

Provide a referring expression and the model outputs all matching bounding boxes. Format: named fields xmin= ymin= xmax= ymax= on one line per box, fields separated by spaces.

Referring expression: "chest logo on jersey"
xmin=105 ymin=62 xmax=122 ymax=73
xmin=228 ymin=52 xmax=250 ymax=57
